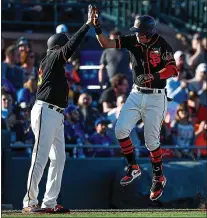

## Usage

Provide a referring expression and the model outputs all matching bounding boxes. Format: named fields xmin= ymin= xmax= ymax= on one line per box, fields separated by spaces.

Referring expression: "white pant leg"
xmin=142 ymin=94 xmax=167 ymax=151
xmin=23 ymin=104 xmax=60 ymax=208
xmin=115 ymin=88 xmax=142 ymax=139
xmin=41 ymin=118 xmax=66 ymax=208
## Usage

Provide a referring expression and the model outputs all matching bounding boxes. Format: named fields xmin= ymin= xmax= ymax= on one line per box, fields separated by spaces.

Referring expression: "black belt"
xmin=136 ymin=87 xmax=172 ymax=101
xmin=48 ymin=104 xmax=64 ymax=114
xmin=136 ymin=87 xmax=163 ymax=94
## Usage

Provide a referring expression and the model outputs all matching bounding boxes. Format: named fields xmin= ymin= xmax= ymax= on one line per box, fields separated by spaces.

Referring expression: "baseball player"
xmin=22 ymin=5 xmax=95 ymax=214
xmin=93 ymin=11 xmax=177 ymax=200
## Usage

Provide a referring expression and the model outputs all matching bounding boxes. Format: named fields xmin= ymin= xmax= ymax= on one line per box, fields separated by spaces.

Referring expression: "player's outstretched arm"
xmin=96 ymin=32 xmax=116 ymax=48
xmin=93 ymin=7 xmax=116 ymax=48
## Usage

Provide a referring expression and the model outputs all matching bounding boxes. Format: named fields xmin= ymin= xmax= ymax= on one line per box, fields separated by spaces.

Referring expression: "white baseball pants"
xmin=23 ymin=100 xmax=66 ymax=208
xmin=115 ymin=85 xmax=167 ymax=151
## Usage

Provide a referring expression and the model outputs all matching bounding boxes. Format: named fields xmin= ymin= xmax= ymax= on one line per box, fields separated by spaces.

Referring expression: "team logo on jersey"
xmin=162 ymin=51 xmax=174 ymax=61
xmin=149 ymin=50 xmax=161 ymax=67
xmin=37 ymin=68 xmax=43 ymax=86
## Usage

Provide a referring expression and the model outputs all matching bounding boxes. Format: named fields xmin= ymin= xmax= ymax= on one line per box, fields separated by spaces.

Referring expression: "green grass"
xmin=2 ymin=209 xmax=206 ymax=218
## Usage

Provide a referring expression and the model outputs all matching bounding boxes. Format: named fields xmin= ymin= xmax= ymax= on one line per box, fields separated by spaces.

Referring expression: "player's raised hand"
xmin=86 ymin=4 xmax=95 ymax=26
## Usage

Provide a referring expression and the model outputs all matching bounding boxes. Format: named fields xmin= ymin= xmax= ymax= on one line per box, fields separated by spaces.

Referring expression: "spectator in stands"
xmin=98 ymin=30 xmax=131 ymax=88
xmin=187 ymin=91 xmax=200 ymax=124
xmin=165 ymin=50 xmax=191 ymax=123
xmin=160 ymin=121 xmax=174 ymax=158
xmin=63 ymin=105 xmax=78 ymax=145
xmin=77 ymin=92 xmax=101 ymax=135
xmin=17 ymin=75 xmax=37 ymax=107
xmin=171 ymin=103 xmax=195 ymax=159
xmin=188 ymin=63 xmax=207 ymax=93
xmin=99 ymin=74 xmax=129 ymax=113
xmin=1 ymin=89 xmax=25 ymax=143
xmin=107 ymin=94 xmax=127 ymax=126
xmin=174 ymin=50 xmax=193 ymax=79
xmin=165 ymin=100 xmax=179 ymax=127
xmin=195 ymin=120 xmax=207 ymax=157
xmin=18 ymin=102 xmax=34 ymax=143
xmin=187 ymin=33 xmax=207 ymax=71
xmin=160 ymin=123 xmax=172 ymax=146
xmin=175 ymin=33 xmax=190 ymax=53
xmin=2 ymin=45 xmax=24 ymax=90
xmin=21 ymin=50 xmax=37 ymax=82
xmin=64 ymin=104 xmax=90 ymax=158
xmin=88 ymin=117 xmax=114 ymax=157
xmin=107 ymin=94 xmax=141 ymax=148
xmin=107 ymin=94 xmax=126 ymax=144
xmin=16 ymin=37 xmax=30 ymax=54
xmin=187 ymin=63 xmax=207 ymax=104
xmin=16 ymin=37 xmax=32 ymax=66
xmin=166 ymin=56 xmax=189 ymax=103
xmin=1 ymin=89 xmax=14 ymax=130
xmin=188 ymin=63 xmax=207 ymax=123
xmin=1 ymin=78 xmax=16 ymax=99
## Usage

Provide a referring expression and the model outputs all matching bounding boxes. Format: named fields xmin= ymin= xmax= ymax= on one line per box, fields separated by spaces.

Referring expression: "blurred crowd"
xmin=1 ymin=26 xmax=207 ymax=159
xmin=2 ymin=0 xmax=87 ymax=32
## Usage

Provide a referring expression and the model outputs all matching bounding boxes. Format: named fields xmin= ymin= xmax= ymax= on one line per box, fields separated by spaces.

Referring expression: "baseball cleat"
xmin=120 ymin=164 xmax=141 ymax=186
xmin=22 ymin=205 xmax=45 ymax=214
xmin=43 ymin=204 xmax=70 ymax=214
xmin=150 ymin=175 xmax=167 ymax=201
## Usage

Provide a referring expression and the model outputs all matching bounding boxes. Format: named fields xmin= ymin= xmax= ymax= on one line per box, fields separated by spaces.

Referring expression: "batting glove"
xmin=137 ymin=74 xmax=154 ymax=84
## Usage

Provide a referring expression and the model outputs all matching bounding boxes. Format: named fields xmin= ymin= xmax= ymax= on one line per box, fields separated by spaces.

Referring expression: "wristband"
xmin=95 ymin=27 xmax=102 ymax=35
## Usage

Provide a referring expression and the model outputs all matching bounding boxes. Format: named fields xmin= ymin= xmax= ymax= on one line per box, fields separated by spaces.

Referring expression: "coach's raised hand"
xmin=93 ymin=5 xmax=100 ymax=27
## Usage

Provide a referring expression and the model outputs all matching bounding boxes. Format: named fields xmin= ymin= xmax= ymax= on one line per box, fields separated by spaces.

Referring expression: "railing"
xmin=10 ymin=143 xmax=207 ymax=159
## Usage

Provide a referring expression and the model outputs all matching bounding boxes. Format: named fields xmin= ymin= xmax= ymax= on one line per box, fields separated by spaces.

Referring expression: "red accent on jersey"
xmin=159 ymin=65 xmax=177 ymax=79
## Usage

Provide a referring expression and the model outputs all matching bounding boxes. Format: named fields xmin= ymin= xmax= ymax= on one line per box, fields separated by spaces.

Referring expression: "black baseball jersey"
xmin=36 ymin=24 xmax=90 ymax=108
xmin=117 ymin=33 xmax=176 ymax=89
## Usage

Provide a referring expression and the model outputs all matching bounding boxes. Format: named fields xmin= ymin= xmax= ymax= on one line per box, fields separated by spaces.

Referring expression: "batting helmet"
xmin=130 ymin=15 xmax=156 ymax=37
xmin=47 ymin=33 xmax=70 ymax=50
